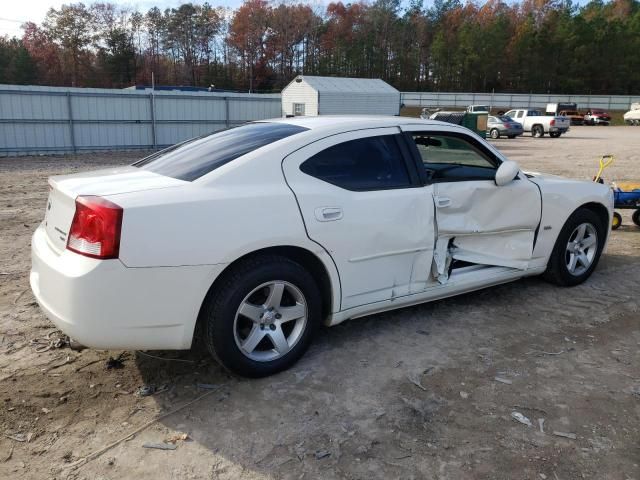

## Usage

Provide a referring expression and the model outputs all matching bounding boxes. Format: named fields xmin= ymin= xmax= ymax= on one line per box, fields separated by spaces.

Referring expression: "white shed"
xmin=281 ymin=75 xmax=400 ymax=117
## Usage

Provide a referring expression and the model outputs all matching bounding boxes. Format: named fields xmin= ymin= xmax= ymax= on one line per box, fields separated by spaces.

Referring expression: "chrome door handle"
xmin=435 ymin=196 xmax=452 ymax=208
xmin=315 ymin=207 xmax=343 ymax=222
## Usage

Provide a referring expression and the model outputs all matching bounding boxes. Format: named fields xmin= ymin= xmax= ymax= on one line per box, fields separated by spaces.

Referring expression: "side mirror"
xmin=495 ymin=160 xmax=520 ymax=186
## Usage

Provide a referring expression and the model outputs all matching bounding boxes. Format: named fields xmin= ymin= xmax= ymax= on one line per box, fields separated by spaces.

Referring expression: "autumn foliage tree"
xmin=0 ymin=0 xmax=638 ymax=94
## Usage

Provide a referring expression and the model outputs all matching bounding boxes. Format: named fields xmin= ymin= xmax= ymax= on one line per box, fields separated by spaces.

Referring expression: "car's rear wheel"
xmin=490 ymin=128 xmax=500 ymax=139
xmin=632 ymin=209 xmax=640 ymax=227
xmin=201 ymin=255 xmax=321 ymax=377
xmin=532 ymin=125 xmax=544 ymax=138
xmin=543 ymin=208 xmax=605 ymax=286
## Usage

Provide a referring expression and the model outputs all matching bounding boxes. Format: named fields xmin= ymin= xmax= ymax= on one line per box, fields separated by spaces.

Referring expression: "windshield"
xmin=134 ymin=122 xmax=308 ymax=181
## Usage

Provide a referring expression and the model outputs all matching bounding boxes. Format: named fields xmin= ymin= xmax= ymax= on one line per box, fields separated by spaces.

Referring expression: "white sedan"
xmin=31 ymin=117 xmax=613 ymax=377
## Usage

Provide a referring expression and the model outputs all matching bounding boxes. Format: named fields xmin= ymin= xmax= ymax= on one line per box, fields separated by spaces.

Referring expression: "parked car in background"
xmin=505 ymin=109 xmax=571 ymax=138
xmin=624 ymin=103 xmax=640 ymax=125
xmin=31 ymin=116 xmax=612 ymax=377
xmin=487 ymin=115 xmax=524 ymax=139
xmin=559 ymin=110 xmax=584 ymax=126
xmin=546 ymin=102 xmax=578 ymax=116
xmin=584 ymin=108 xmax=611 ymax=125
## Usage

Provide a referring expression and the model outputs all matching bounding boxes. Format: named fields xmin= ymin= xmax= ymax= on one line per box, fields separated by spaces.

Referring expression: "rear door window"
xmin=134 ymin=122 xmax=308 ymax=181
xmin=300 ymin=135 xmax=412 ymax=191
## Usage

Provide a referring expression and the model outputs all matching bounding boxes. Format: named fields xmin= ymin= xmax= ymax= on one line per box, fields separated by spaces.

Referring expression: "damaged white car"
xmin=31 ymin=117 xmax=613 ymax=377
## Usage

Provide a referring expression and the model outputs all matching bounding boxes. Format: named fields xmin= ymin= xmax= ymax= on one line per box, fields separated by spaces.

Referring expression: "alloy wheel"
xmin=565 ymin=222 xmax=598 ymax=276
xmin=233 ymin=281 xmax=308 ymax=362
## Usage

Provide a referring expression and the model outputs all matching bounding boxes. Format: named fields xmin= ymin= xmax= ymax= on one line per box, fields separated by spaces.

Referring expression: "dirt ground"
xmin=1 ymin=126 xmax=639 ymax=480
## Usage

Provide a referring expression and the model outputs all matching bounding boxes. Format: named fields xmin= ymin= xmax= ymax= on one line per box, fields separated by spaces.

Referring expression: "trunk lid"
xmin=43 ymin=167 xmax=186 ymax=254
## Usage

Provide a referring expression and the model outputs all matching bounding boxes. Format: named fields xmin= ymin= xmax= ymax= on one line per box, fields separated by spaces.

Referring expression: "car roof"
xmin=261 ymin=115 xmax=449 ymax=132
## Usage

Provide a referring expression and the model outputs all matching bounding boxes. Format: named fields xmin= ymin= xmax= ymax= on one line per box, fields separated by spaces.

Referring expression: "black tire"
xmin=201 ymin=255 xmax=321 ymax=377
xmin=490 ymin=128 xmax=500 ymax=139
xmin=550 ymin=132 xmax=561 ymax=138
xmin=543 ymin=208 xmax=606 ymax=286
xmin=632 ymin=210 xmax=640 ymax=227
xmin=532 ymin=125 xmax=544 ymax=138
xmin=612 ymin=212 xmax=622 ymax=230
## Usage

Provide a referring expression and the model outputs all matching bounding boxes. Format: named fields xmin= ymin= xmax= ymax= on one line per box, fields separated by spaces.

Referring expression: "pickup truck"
xmin=558 ymin=110 xmax=584 ymax=126
xmin=584 ymin=108 xmax=611 ymax=125
xmin=504 ymin=109 xmax=570 ymax=138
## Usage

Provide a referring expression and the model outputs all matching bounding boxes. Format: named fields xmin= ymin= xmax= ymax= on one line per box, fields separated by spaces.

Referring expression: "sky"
xmin=0 ymin=0 xmax=241 ymax=38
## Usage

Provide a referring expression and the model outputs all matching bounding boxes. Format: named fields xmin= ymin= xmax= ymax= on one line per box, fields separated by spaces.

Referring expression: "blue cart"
xmin=611 ymin=187 xmax=640 ymax=230
xmin=594 ymin=155 xmax=640 ymax=229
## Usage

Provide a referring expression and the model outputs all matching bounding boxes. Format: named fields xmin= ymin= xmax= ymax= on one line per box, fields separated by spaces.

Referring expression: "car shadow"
xmin=129 ymin=250 xmax=638 ymax=477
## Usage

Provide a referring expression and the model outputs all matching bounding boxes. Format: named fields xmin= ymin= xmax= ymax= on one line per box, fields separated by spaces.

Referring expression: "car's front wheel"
xmin=490 ymin=128 xmax=500 ymax=139
xmin=543 ymin=208 xmax=606 ymax=286
xmin=201 ymin=255 xmax=321 ymax=377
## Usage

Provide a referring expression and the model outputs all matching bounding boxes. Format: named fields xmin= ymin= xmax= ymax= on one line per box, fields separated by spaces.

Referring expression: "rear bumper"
xmin=30 ymin=224 xmax=222 ymax=350
xmin=550 ymin=126 xmax=569 ymax=133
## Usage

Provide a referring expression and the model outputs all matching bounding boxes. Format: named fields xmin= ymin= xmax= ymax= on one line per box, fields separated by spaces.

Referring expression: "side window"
xmin=515 ymin=111 xmax=523 ymax=118
xmin=300 ymin=135 xmax=411 ymax=191
xmin=409 ymin=133 xmax=498 ymax=182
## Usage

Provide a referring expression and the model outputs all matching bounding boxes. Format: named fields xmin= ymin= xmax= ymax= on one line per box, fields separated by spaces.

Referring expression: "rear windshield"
xmin=134 ymin=122 xmax=308 ymax=181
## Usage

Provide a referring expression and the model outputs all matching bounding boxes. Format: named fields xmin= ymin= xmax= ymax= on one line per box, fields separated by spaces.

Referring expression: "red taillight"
xmin=550 ymin=119 xmax=556 ymax=126
xmin=67 ymin=196 xmax=123 ymax=259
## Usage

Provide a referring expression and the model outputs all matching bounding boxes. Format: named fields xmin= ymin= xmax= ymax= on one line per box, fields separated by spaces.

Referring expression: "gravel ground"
xmin=0 ymin=127 xmax=639 ymax=480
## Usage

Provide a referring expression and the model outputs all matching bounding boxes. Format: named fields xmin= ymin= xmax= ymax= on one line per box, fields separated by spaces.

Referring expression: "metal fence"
xmin=0 ymin=84 xmax=281 ymax=156
xmin=401 ymin=92 xmax=640 ymax=111
xmin=3 ymin=85 xmax=639 ymax=156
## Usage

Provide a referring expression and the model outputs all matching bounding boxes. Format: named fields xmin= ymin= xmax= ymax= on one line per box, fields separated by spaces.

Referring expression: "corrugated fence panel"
xmin=229 ymin=97 xmax=282 ymax=121
xmin=402 ymin=92 xmax=640 ymax=110
xmin=0 ymin=85 xmax=281 ymax=156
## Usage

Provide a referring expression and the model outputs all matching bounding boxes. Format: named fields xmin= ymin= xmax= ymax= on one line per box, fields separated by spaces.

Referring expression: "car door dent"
xmin=432 ymin=180 xmax=541 ymax=272
xmin=432 ymin=236 xmax=454 ymax=283
xmin=450 ymin=230 xmax=534 ymax=269
xmin=328 ymin=263 xmax=546 ymax=326
xmin=349 ymin=246 xmax=431 ymax=263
